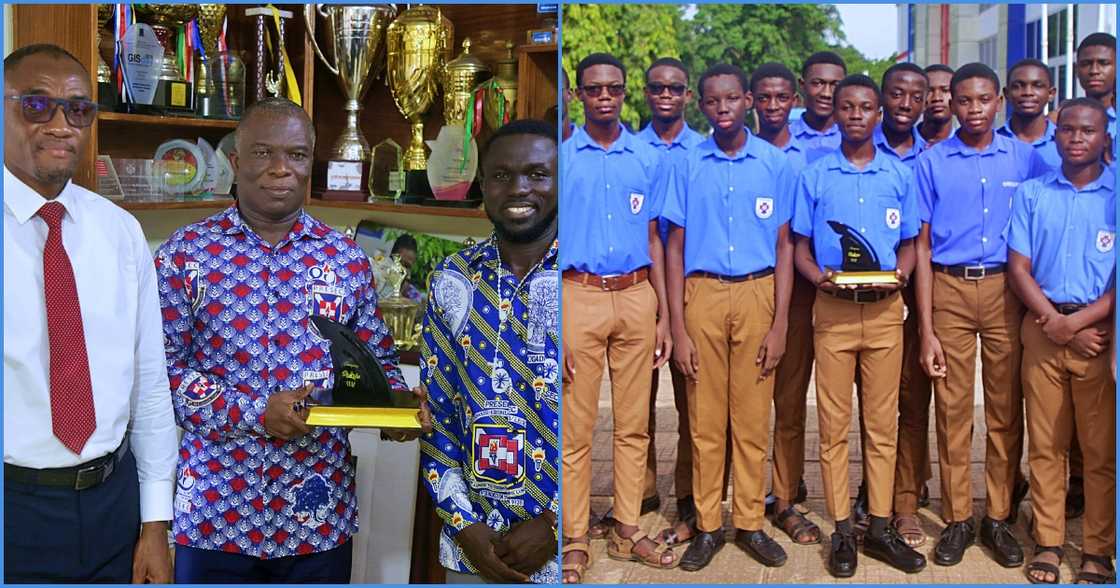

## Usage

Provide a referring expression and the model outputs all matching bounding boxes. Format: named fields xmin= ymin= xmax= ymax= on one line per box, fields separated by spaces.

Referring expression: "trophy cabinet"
xmin=11 ymin=3 xmax=558 ymax=237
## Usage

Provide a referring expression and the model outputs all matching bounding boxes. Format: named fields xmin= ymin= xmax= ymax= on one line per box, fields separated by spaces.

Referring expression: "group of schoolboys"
xmin=560 ymin=32 xmax=1117 ymax=584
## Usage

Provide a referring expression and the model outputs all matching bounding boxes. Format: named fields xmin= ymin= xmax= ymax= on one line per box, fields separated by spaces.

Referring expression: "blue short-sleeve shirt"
xmin=916 ymin=131 xmax=1049 ymax=266
xmin=996 ymin=119 xmax=1061 ymax=173
xmin=661 ymin=133 xmax=795 ymax=276
xmin=1007 ymin=167 xmax=1116 ymax=304
xmin=637 ymin=122 xmax=705 ymax=244
xmin=792 ymin=148 xmax=920 ymax=273
xmin=873 ymin=123 xmax=929 ymax=171
xmin=789 ymin=113 xmax=842 ymax=157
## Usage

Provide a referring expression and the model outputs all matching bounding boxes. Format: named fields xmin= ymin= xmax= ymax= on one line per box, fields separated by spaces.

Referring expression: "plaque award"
xmin=135 ymin=4 xmax=197 ymax=114
xmin=305 ymin=4 xmax=396 ymax=201
xmin=369 ymin=138 xmax=405 ymax=202
xmin=826 ymin=220 xmax=900 ymax=286
xmin=120 ymin=23 xmax=163 ymax=109
xmin=304 ymin=315 xmax=421 ymax=429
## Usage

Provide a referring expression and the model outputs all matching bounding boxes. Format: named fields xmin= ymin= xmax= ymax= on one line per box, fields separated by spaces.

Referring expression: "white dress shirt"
xmin=3 ymin=166 xmax=177 ymax=522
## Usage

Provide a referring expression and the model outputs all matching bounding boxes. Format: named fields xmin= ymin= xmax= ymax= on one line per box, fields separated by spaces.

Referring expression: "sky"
xmin=836 ymin=4 xmax=900 ymax=60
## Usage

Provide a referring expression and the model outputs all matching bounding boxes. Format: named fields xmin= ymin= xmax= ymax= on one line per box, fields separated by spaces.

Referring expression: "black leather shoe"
xmin=852 ymin=482 xmax=870 ymax=533
xmin=640 ymin=494 xmax=662 ymax=515
xmin=980 ymin=516 xmax=1024 ymax=568
xmin=735 ymin=529 xmax=787 ymax=567
xmin=828 ymin=531 xmax=858 ymax=578
xmin=933 ymin=520 xmax=975 ymax=566
xmin=680 ymin=530 xmax=725 ymax=572
xmin=864 ymin=526 xmax=927 ymax=573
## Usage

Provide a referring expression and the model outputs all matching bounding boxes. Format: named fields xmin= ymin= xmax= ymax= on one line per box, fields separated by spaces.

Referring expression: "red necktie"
xmin=38 ymin=202 xmax=97 ymax=454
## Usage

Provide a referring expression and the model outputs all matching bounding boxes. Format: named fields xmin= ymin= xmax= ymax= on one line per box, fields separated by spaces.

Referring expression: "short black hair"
xmin=1007 ymin=58 xmax=1053 ymax=86
xmin=697 ymin=63 xmax=749 ymax=99
xmin=576 ymin=53 xmax=626 ymax=87
xmin=750 ymin=62 xmax=797 ymax=93
xmin=238 ymin=97 xmax=315 ymax=147
xmin=801 ymin=51 xmax=847 ymax=78
xmin=4 ymin=43 xmax=88 ymax=77
xmin=1056 ymin=96 xmax=1109 ymax=128
xmin=881 ymin=62 xmax=928 ymax=90
xmin=1077 ymin=32 xmax=1117 ymax=56
xmin=950 ymin=62 xmax=1000 ymax=95
xmin=484 ymin=119 xmax=557 ymax=165
xmin=924 ymin=64 xmax=955 ymax=76
xmin=834 ymin=74 xmax=881 ymax=108
xmin=646 ymin=57 xmax=689 ymax=83
xmin=391 ymin=234 xmax=418 ymax=254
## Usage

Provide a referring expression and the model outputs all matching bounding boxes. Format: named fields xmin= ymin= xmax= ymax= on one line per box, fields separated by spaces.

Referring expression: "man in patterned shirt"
xmin=156 ymin=98 xmax=415 ymax=582
xmin=420 ymin=119 xmax=559 ymax=584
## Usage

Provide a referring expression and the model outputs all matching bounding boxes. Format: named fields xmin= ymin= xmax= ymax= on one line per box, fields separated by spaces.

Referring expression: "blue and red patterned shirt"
xmin=155 ymin=206 xmax=405 ymax=558
xmin=419 ymin=236 xmax=560 ymax=582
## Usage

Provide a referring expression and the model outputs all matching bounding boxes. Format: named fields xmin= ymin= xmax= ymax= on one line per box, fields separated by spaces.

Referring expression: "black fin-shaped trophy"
xmin=826 ymin=220 xmax=899 ymax=286
xmin=304 ymin=315 xmax=421 ymax=429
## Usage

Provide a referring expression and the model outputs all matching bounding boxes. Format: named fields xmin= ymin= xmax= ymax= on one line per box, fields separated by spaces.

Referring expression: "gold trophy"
xmin=97 ymin=4 xmax=113 ymax=85
xmin=135 ymin=4 xmax=198 ymax=113
xmin=441 ymin=38 xmax=489 ymax=127
xmin=195 ymin=4 xmax=227 ymax=118
xmin=376 ymin=254 xmax=422 ymax=351
xmin=386 ymin=4 xmax=453 ymax=201
xmin=483 ymin=41 xmax=519 ymax=130
xmin=305 ymin=4 xmax=396 ymax=200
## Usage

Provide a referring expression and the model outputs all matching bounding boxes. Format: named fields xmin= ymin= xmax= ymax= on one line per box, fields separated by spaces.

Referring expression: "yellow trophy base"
xmin=832 ymin=271 xmax=899 ymax=286
xmin=306 ymin=406 xmax=421 ymax=429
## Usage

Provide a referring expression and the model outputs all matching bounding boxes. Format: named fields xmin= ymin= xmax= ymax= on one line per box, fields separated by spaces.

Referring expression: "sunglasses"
xmin=646 ymin=83 xmax=688 ymax=97
xmin=5 ymin=95 xmax=98 ymax=128
xmin=581 ymin=84 xmax=626 ymax=97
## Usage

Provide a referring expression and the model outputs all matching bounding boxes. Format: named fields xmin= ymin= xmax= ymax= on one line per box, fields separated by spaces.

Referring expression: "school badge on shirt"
xmin=630 ymin=192 xmax=645 ymax=214
xmin=886 ymin=208 xmax=901 ymax=230
xmin=307 ymin=264 xmax=346 ymax=323
xmin=755 ymin=197 xmax=774 ymax=219
xmin=472 ymin=424 xmax=525 ymax=486
xmin=1096 ymin=229 xmax=1115 ymax=253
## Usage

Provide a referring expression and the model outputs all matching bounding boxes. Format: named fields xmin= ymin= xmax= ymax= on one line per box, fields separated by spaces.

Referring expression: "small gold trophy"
xmin=376 ymin=254 xmax=423 ymax=351
xmin=826 ymin=220 xmax=900 ymax=285
xmin=483 ymin=41 xmax=519 ymax=130
xmin=195 ymin=4 xmax=227 ymax=118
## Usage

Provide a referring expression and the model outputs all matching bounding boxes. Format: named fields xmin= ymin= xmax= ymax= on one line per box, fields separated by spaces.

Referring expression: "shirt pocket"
xmin=1088 ymin=226 xmax=1116 ymax=287
xmin=620 ymin=185 xmax=651 ymax=226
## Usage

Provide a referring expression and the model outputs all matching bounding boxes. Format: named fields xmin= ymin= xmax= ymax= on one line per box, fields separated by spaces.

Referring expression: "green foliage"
xmin=379 ymin=228 xmax=468 ymax=290
xmin=563 ymin=4 xmax=897 ymax=135
xmin=562 ymin=4 xmax=684 ymax=130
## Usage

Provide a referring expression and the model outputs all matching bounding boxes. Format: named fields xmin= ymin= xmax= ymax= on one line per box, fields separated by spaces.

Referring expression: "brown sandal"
xmin=774 ymin=505 xmax=821 ymax=545
xmin=607 ymin=527 xmax=679 ymax=569
xmin=891 ymin=513 xmax=927 ymax=548
xmin=562 ymin=540 xmax=592 ymax=584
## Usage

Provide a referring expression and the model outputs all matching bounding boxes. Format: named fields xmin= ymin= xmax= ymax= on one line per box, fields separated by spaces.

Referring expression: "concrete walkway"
xmin=580 ymin=364 xmax=1087 ymax=584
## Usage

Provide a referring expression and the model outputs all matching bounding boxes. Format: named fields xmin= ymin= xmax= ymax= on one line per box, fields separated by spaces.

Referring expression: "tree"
xmin=561 ymin=4 xmax=684 ymax=130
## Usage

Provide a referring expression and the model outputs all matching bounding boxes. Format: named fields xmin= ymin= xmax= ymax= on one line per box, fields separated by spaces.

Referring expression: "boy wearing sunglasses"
xmin=3 ymin=44 xmax=177 ymax=583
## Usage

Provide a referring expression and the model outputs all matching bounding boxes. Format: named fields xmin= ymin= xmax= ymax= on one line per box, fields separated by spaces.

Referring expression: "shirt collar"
xmin=637 ymin=121 xmax=698 ymax=150
xmin=469 ymin=234 xmax=560 ymax=274
xmin=793 ymin=113 xmax=839 ymax=138
xmin=1050 ymin=166 xmax=1116 ymax=193
xmin=4 ymin=165 xmax=80 ymax=225
xmin=996 ymin=118 xmax=1056 ymax=147
xmin=213 ymin=205 xmax=328 ymax=242
xmin=873 ymin=123 xmax=927 ymax=158
xmin=943 ymin=130 xmax=1011 ymax=157
xmin=574 ymin=124 xmax=635 ymax=154
xmin=1108 ymin=106 xmax=1116 ymax=124
xmin=781 ymin=133 xmax=805 ymax=154
xmin=697 ymin=130 xmax=765 ymax=161
xmin=823 ymin=145 xmax=889 ymax=174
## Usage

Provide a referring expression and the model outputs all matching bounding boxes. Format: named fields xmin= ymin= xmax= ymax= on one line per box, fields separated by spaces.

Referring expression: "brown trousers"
xmin=770 ymin=275 xmax=816 ymax=502
xmin=562 ymin=279 xmax=657 ymax=537
xmin=930 ymin=272 xmax=1024 ymax=523
xmin=813 ymin=290 xmax=905 ymax=521
xmin=685 ymin=275 xmax=776 ymax=532
xmin=1021 ymin=315 xmax=1115 ymax=554
xmin=894 ymin=285 xmax=933 ymax=514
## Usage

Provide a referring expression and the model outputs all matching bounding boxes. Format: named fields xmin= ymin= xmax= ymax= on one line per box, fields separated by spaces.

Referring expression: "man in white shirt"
xmin=3 ymin=43 xmax=177 ymax=583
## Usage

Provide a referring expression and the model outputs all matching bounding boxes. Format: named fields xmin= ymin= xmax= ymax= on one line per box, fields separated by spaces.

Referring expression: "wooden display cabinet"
xmin=12 ymin=4 xmax=558 ymax=226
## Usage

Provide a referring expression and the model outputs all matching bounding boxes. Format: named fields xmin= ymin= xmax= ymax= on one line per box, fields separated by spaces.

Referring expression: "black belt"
xmin=1051 ymin=302 xmax=1088 ymax=316
xmin=827 ymin=288 xmax=894 ymax=304
xmin=932 ymin=263 xmax=1006 ymax=280
xmin=5 ymin=440 xmax=128 ymax=491
xmin=692 ymin=268 xmax=775 ymax=283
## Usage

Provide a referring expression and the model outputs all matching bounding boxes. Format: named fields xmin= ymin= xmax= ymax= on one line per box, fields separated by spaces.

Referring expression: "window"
xmin=980 ymin=36 xmax=998 ymax=71
xmin=1026 ymin=20 xmax=1041 ymax=59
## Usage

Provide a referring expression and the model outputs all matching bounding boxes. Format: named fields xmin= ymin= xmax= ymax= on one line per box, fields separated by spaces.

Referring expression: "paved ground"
xmin=579 ymin=363 xmax=1088 ymax=584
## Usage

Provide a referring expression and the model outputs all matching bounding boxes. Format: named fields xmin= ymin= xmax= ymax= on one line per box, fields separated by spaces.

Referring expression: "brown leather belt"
xmin=827 ymin=288 xmax=894 ymax=304
xmin=5 ymin=440 xmax=127 ymax=491
xmin=691 ymin=268 xmax=775 ymax=283
xmin=562 ymin=268 xmax=649 ymax=291
xmin=932 ymin=263 xmax=1006 ymax=280
xmin=1051 ymin=301 xmax=1088 ymax=316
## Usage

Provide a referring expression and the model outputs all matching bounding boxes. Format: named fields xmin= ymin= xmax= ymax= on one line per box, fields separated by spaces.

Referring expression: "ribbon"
xmin=269 ymin=4 xmax=301 ymax=105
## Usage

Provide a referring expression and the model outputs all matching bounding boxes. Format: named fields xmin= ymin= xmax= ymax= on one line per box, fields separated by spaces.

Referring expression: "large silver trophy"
xmin=306 ymin=4 xmax=396 ymax=200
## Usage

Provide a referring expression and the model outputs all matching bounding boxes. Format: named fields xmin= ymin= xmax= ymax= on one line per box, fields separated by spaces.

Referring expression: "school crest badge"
xmin=755 ymin=197 xmax=774 ymax=219
xmin=472 ymin=424 xmax=525 ymax=486
xmin=885 ymin=208 xmax=901 ymax=230
xmin=1096 ymin=230 xmax=1115 ymax=253
xmin=629 ymin=192 xmax=645 ymax=215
